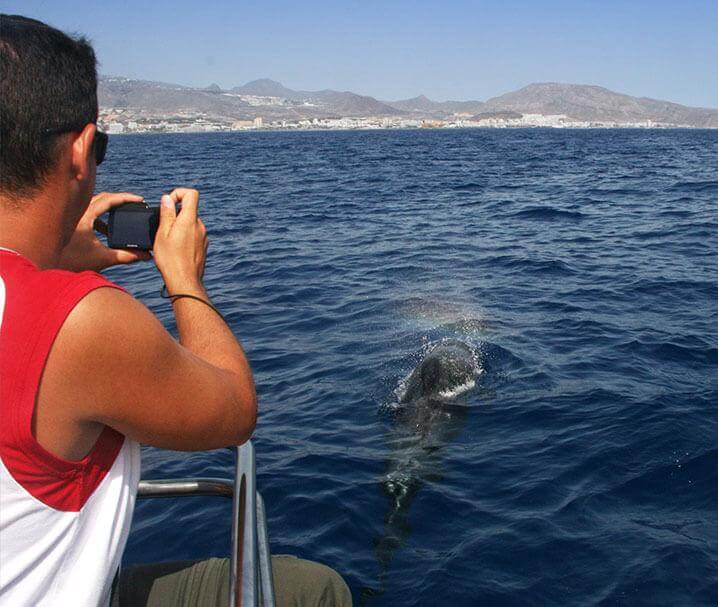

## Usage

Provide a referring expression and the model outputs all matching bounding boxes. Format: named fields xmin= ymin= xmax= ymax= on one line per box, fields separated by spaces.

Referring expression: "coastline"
xmin=106 ymin=125 xmax=718 ymax=136
xmin=108 ymin=126 xmax=718 ymax=137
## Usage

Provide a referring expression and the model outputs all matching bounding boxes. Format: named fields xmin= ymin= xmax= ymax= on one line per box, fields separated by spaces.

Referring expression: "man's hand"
xmin=153 ymin=188 xmax=208 ymax=294
xmin=57 ymin=191 xmax=152 ymax=272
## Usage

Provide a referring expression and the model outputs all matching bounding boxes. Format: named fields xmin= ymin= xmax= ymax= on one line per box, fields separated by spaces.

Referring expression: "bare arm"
xmin=153 ymin=188 xmax=251 ymax=377
xmin=36 ymin=188 xmax=257 ymax=455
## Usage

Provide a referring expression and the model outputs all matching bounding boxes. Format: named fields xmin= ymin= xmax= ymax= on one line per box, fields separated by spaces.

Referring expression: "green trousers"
xmin=112 ymin=555 xmax=352 ymax=607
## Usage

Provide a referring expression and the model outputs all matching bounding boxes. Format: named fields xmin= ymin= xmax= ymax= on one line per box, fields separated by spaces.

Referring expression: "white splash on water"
xmin=437 ymin=374 xmax=481 ymax=399
xmin=396 ymin=297 xmax=492 ymax=340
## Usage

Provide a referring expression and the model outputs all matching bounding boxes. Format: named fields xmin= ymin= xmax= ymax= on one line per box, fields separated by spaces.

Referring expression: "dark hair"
xmin=0 ymin=14 xmax=98 ymax=195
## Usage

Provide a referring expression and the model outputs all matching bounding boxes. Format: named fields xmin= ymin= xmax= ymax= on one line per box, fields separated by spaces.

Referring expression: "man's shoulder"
xmin=1 ymin=251 xmax=122 ymax=307
xmin=59 ymin=285 xmax=170 ymax=376
xmin=0 ymin=254 xmax=126 ymax=364
xmin=36 ymin=284 xmax=172 ymax=426
xmin=41 ymin=266 xmax=121 ymax=298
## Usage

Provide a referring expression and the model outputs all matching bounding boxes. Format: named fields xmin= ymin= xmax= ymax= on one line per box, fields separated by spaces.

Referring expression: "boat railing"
xmin=136 ymin=441 xmax=276 ymax=607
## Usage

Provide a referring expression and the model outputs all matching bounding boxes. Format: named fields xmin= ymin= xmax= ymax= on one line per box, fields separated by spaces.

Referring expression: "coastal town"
xmin=97 ymin=106 xmax=682 ymax=135
xmin=95 ymin=75 xmax=717 ymax=134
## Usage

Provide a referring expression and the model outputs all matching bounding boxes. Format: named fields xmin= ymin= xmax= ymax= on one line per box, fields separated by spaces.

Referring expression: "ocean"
xmin=98 ymin=128 xmax=718 ymax=606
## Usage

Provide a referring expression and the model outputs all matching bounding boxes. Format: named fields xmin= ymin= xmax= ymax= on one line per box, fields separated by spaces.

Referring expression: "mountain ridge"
xmin=98 ymin=76 xmax=718 ymax=127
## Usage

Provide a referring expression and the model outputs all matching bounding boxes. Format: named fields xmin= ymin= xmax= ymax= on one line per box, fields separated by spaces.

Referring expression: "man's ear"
xmin=70 ymin=123 xmax=96 ymax=183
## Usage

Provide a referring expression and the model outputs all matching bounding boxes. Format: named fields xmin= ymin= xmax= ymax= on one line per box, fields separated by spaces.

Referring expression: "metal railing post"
xmin=256 ymin=494 xmax=276 ymax=607
xmin=230 ymin=442 xmax=258 ymax=607
xmin=136 ymin=440 xmax=274 ymax=607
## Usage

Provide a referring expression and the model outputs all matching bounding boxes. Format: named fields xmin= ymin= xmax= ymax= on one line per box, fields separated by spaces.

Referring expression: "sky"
xmin=4 ymin=0 xmax=718 ymax=107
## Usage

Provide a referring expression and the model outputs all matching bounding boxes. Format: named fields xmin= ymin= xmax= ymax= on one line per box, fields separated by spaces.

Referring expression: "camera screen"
xmin=109 ymin=207 xmax=159 ymax=249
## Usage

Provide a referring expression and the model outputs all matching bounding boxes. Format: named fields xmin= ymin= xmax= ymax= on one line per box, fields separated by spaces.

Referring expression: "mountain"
xmin=100 ymin=76 xmax=403 ymax=119
xmin=230 ymin=78 xmax=300 ymax=98
xmin=389 ymin=95 xmax=485 ymax=116
xmin=232 ymin=79 xmax=401 ymax=115
xmin=481 ymin=82 xmax=718 ymax=127
xmin=390 ymin=95 xmax=444 ymax=113
xmin=99 ymin=77 xmax=254 ymax=119
xmin=98 ymin=76 xmax=718 ymax=127
xmin=310 ymin=90 xmax=400 ymax=116
xmin=390 ymin=84 xmax=718 ymax=126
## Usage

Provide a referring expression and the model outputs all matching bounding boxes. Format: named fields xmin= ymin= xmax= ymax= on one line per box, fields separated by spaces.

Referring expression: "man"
xmin=0 ymin=14 xmax=351 ymax=607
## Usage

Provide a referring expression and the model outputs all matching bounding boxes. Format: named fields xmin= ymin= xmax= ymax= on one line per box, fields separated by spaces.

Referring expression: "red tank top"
xmin=0 ymin=248 xmax=141 ymax=606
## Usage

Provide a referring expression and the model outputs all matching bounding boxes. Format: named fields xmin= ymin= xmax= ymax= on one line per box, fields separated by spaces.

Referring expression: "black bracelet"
xmin=160 ymin=285 xmax=226 ymax=323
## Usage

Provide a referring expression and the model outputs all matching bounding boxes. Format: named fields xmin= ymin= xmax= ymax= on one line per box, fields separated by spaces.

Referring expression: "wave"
xmin=669 ymin=180 xmax=718 ymax=193
xmin=616 ymin=338 xmax=718 ymax=367
xmin=452 ymin=182 xmax=485 ymax=191
xmin=490 ymin=255 xmax=577 ymax=276
xmin=628 ymin=278 xmax=717 ymax=299
xmin=586 ymin=186 xmax=652 ymax=196
xmin=509 ymin=207 xmax=586 ymax=221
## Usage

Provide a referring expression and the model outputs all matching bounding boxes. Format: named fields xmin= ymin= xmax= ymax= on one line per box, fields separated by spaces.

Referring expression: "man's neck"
xmin=0 ymin=186 xmax=68 ymax=270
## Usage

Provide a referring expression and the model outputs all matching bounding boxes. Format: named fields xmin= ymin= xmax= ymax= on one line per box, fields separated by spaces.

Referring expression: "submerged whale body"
xmin=401 ymin=339 xmax=477 ymax=403
xmin=362 ymin=340 xmax=480 ymax=600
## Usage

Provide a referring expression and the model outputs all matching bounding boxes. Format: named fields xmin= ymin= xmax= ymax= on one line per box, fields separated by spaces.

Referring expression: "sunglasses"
xmin=93 ymin=130 xmax=108 ymax=165
xmin=42 ymin=125 xmax=109 ymax=166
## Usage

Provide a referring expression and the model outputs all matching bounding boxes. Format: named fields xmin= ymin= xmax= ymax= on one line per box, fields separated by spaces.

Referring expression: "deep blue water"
xmin=98 ymin=129 xmax=718 ymax=606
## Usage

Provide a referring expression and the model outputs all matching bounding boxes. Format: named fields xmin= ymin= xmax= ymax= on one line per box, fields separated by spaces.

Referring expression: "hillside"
xmin=481 ymin=83 xmax=718 ymax=127
xmin=98 ymin=77 xmax=718 ymax=127
xmin=389 ymin=95 xmax=485 ymax=116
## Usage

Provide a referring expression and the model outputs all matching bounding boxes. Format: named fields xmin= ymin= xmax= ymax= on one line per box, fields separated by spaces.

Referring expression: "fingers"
xmin=91 ymin=191 xmax=144 ymax=215
xmin=152 ymin=188 xmax=208 ymax=292
xmin=159 ymin=194 xmax=177 ymax=237
xmin=169 ymin=188 xmax=199 ymax=222
xmin=109 ymin=248 xmax=152 ymax=266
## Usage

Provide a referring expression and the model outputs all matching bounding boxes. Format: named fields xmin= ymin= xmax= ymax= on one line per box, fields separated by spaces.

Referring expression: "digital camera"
xmin=107 ymin=203 xmax=160 ymax=251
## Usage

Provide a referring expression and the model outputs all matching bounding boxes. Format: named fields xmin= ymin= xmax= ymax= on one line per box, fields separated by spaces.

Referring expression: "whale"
xmin=361 ymin=340 xmax=480 ymax=603
xmin=400 ymin=339 xmax=478 ymax=404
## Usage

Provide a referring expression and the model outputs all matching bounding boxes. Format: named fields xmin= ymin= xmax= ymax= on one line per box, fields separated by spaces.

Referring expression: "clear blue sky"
xmin=4 ymin=0 xmax=717 ymax=107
